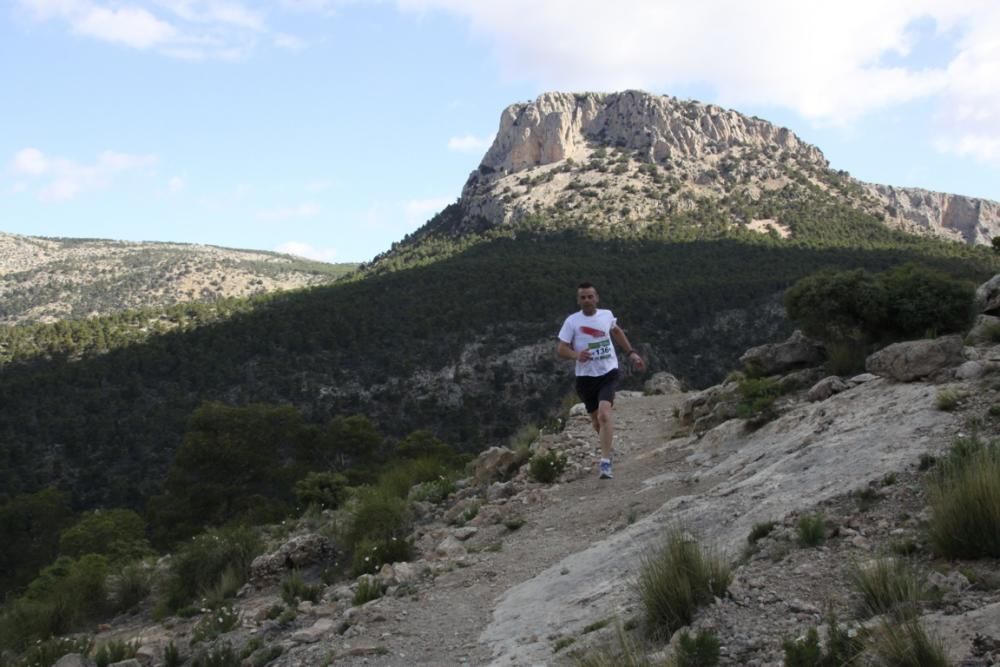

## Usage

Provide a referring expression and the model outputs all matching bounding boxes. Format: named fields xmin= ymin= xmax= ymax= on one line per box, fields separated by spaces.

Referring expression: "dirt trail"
xmin=326 ymin=392 xmax=692 ymax=666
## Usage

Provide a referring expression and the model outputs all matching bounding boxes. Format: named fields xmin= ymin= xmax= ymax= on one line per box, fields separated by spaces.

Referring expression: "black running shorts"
xmin=575 ymin=369 xmax=620 ymax=414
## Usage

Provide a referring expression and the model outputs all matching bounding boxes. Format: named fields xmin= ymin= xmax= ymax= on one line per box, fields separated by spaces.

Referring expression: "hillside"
xmin=0 ymin=89 xmax=998 ymax=534
xmin=30 ymin=317 xmax=1000 ymax=666
xmin=372 ymin=91 xmax=1000 ymax=271
xmin=0 ymin=231 xmax=357 ymax=324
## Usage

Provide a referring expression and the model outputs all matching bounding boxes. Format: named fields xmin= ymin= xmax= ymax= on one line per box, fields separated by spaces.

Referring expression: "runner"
xmin=557 ymin=282 xmax=645 ymax=479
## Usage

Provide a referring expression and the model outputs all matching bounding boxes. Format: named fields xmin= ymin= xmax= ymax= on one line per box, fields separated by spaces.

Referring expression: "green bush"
xmin=851 ymin=558 xmax=922 ymax=620
xmin=157 ymin=525 xmax=262 ymax=615
xmin=528 ymin=450 xmax=568 ymax=483
xmin=377 ymin=456 xmax=454 ymax=499
xmin=935 ymin=388 xmax=964 ymax=411
xmin=736 ymin=376 xmax=784 ymax=426
xmin=747 ymin=521 xmax=777 ymax=546
xmin=352 ymin=576 xmax=383 ymax=606
xmin=108 ymin=560 xmax=152 ymax=613
xmin=280 ymin=569 xmax=322 ymax=605
xmin=293 ymin=471 xmax=349 ymax=510
xmin=928 ymin=437 xmax=1000 ymax=558
xmin=785 ymin=264 xmax=974 ymax=347
xmin=676 ymin=629 xmax=720 ymax=666
xmin=409 ymin=476 xmax=456 ymax=504
xmin=59 ymin=509 xmax=153 ymax=564
xmin=796 ymin=514 xmax=826 ymax=547
xmin=350 ymin=536 xmax=414 ymax=576
xmin=192 ymin=642 xmax=241 ymax=667
xmin=4 ymin=634 xmax=94 ymax=667
xmin=635 ymin=529 xmax=730 ymax=640
xmin=191 ymin=605 xmax=241 ymax=643
xmin=868 ymin=619 xmax=947 ymax=667
xmin=782 ymin=615 xmax=864 ymax=667
xmin=347 ymin=486 xmax=411 ymax=552
xmin=0 ymin=554 xmax=110 ymax=649
xmin=94 ymin=638 xmax=140 ymax=667
xmin=164 ymin=641 xmax=183 ymax=667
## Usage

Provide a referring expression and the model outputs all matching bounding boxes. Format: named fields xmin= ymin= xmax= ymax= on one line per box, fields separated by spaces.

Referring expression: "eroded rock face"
xmin=865 ymin=335 xmax=966 ymax=382
xmin=249 ymin=534 xmax=336 ymax=584
xmin=866 ymin=184 xmax=1000 ymax=246
xmin=739 ymin=330 xmax=825 ymax=376
xmin=478 ymin=91 xmax=826 ymax=175
xmin=976 ymin=274 xmax=1000 ymax=315
xmin=643 ymin=371 xmax=683 ymax=395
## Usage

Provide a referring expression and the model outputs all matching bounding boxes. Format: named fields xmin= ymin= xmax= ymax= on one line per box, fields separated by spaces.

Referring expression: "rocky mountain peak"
xmin=415 ymin=90 xmax=999 ymax=249
xmin=479 ymin=90 xmax=826 ymax=175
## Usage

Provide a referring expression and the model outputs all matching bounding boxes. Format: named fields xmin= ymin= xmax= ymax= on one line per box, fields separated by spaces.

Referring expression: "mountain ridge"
xmin=0 ymin=231 xmax=357 ymax=325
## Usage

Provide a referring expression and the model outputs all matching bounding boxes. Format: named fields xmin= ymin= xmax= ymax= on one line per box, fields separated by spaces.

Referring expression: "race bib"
xmin=588 ymin=338 xmax=612 ymax=360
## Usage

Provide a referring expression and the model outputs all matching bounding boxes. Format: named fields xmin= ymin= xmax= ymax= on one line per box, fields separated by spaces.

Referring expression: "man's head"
xmin=577 ymin=282 xmax=599 ymax=315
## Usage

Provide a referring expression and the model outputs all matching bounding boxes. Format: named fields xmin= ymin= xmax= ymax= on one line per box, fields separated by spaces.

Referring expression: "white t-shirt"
xmin=558 ymin=309 xmax=619 ymax=377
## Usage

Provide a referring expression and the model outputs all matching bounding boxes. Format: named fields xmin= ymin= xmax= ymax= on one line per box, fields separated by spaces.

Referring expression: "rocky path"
xmin=318 ymin=391 xmax=694 ymax=666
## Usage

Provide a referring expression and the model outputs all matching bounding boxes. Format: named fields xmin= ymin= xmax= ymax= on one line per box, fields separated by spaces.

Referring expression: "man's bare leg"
xmin=596 ymin=400 xmax=614 ymax=460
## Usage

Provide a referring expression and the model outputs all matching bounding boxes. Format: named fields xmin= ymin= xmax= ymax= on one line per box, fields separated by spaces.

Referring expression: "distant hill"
xmin=0 ymin=232 xmax=357 ymax=324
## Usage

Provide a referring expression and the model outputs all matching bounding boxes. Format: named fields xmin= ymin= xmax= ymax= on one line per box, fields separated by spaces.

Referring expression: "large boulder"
xmin=976 ymin=274 xmax=1000 ymax=315
xmin=807 ymin=376 xmax=849 ymax=402
xmin=472 ymin=446 xmax=521 ymax=485
xmin=250 ymin=533 xmax=336 ymax=584
xmin=865 ymin=335 xmax=965 ymax=382
xmin=739 ymin=330 xmax=824 ymax=376
xmin=643 ymin=372 xmax=683 ymax=395
xmin=967 ymin=314 xmax=1000 ymax=345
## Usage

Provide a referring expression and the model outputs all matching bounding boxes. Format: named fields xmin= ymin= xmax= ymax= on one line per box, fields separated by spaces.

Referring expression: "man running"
xmin=557 ymin=282 xmax=645 ymax=479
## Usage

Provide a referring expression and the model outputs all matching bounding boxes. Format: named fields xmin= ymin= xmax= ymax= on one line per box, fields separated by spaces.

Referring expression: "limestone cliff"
xmin=442 ymin=90 xmax=1000 ymax=246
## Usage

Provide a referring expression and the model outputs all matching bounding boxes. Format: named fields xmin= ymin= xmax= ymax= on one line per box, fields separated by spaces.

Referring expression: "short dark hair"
xmin=578 ymin=282 xmax=595 ymax=290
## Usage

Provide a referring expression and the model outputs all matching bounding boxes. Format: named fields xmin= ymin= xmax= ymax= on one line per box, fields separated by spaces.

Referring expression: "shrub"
xmin=528 ymin=450 xmax=568 ymax=483
xmin=108 ymin=560 xmax=152 ymax=613
xmin=782 ymin=627 xmax=821 ymax=666
xmin=928 ymin=437 xmax=1000 ymax=558
xmin=201 ymin=565 xmax=243 ymax=610
xmin=868 ymin=619 xmax=947 ymax=667
xmin=850 ymin=558 xmax=922 ymax=620
xmin=796 ymin=514 xmax=826 ymax=547
xmin=352 ymin=576 xmax=383 ymax=606
xmin=409 ymin=476 xmax=456 ymax=504
xmin=0 ymin=554 xmax=110 ymax=648
xmin=192 ymin=642 xmax=241 ymax=667
xmin=191 ymin=605 xmax=241 ymax=643
xmin=280 ymin=569 xmax=323 ymax=606
xmin=5 ymin=635 xmax=94 ymax=667
xmin=164 ymin=641 xmax=183 ymax=667
xmin=935 ymin=388 xmax=964 ymax=411
xmin=735 ymin=376 xmax=784 ymax=426
xmin=59 ymin=509 xmax=153 ymax=564
xmin=747 ymin=521 xmax=777 ymax=546
xmin=346 ymin=486 xmax=413 ymax=575
xmin=94 ymin=638 xmax=140 ymax=667
xmin=878 ymin=263 xmax=974 ymax=341
xmin=635 ymin=529 xmax=730 ymax=640
xmin=378 ymin=457 xmax=453 ymax=499
xmin=570 ymin=621 xmax=656 ymax=667
xmin=293 ymin=471 xmax=349 ymax=510
xmin=675 ymin=629 xmax=720 ymax=666
xmin=157 ymin=525 xmax=262 ymax=614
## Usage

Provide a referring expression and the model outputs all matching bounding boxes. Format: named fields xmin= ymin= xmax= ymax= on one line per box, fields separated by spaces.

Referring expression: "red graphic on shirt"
xmin=580 ymin=326 xmax=607 ymax=337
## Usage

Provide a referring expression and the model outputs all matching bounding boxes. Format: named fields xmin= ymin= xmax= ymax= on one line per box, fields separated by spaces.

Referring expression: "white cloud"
xmin=275 ymin=240 xmax=338 ymax=262
xmin=305 ymin=179 xmax=337 ymax=192
xmin=168 ymin=175 xmax=185 ymax=192
xmin=274 ymin=32 xmax=306 ymax=49
xmin=400 ymin=1 xmax=1000 ymax=163
xmin=447 ymin=133 xmax=494 ymax=153
xmin=7 ymin=148 xmax=158 ymax=201
xmin=73 ymin=4 xmax=176 ymax=47
xmin=18 ymin=0 xmax=272 ymax=59
xmin=11 ymin=148 xmax=48 ymax=175
xmin=404 ymin=196 xmax=452 ymax=227
xmin=256 ymin=202 xmax=321 ymax=221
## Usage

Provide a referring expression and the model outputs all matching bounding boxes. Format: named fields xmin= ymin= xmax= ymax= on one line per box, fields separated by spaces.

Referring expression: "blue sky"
xmin=2 ymin=1 xmax=999 ymax=263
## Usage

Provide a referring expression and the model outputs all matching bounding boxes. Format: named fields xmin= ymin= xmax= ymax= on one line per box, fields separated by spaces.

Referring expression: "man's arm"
xmin=557 ymin=340 xmax=590 ymax=362
xmin=611 ymin=325 xmax=646 ymax=371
